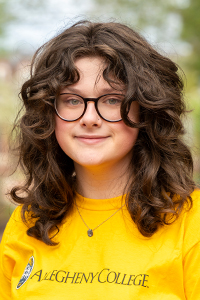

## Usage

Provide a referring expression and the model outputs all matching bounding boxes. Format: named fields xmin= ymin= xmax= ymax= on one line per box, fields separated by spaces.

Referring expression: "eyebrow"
xmin=61 ymin=86 xmax=123 ymax=95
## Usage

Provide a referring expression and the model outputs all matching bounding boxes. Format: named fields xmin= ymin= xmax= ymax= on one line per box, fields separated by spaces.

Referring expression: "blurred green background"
xmin=0 ymin=0 xmax=200 ymax=240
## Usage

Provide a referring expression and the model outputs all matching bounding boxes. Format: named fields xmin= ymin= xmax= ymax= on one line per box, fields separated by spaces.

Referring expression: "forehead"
xmin=75 ymin=56 xmax=107 ymax=76
xmin=70 ymin=56 xmax=125 ymax=94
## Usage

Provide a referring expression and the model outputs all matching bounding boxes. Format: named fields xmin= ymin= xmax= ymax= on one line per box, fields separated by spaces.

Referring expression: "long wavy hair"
xmin=10 ymin=20 xmax=195 ymax=245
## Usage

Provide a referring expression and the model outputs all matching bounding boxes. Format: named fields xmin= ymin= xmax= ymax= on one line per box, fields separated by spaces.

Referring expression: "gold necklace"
xmin=75 ymin=200 xmax=126 ymax=237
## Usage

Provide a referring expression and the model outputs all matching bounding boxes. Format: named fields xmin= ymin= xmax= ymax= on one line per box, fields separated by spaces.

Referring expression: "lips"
xmin=75 ymin=135 xmax=109 ymax=145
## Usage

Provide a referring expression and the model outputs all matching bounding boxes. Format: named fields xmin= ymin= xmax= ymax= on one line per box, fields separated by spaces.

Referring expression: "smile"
xmin=75 ymin=135 xmax=109 ymax=145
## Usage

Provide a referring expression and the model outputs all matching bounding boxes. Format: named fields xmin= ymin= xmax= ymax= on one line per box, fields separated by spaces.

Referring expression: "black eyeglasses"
xmin=54 ymin=93 xmax=125 ymax=122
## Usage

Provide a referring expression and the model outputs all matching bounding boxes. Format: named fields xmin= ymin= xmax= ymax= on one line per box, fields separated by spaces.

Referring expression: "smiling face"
xmin=55 ymin=56 xmax=139 ymax=173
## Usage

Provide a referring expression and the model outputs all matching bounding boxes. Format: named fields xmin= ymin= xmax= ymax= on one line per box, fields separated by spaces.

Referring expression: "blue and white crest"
xmin=16 ymin=256 xmax=34 ymax=289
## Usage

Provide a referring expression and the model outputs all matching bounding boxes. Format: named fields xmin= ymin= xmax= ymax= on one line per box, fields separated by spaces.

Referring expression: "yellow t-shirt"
xmin=1 ymin=190 xmax=200 ymax=299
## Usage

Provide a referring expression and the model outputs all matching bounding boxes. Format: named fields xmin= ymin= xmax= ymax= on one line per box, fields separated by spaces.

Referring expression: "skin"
xmin=55 ymin=56 xmax=139 ymax=199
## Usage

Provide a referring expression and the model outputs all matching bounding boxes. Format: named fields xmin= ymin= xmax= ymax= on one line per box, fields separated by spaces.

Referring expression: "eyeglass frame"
xmin=54 ymin=93 xmax=126 ymax=122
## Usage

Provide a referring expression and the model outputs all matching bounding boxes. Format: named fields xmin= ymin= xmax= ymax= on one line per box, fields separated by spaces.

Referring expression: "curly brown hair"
xmin=10 ymin=20 xmax=195 ymax=245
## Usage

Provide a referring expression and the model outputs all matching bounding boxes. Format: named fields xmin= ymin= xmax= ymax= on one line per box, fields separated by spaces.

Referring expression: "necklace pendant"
xmin=87 ymin=229 xmax=93 ymax=237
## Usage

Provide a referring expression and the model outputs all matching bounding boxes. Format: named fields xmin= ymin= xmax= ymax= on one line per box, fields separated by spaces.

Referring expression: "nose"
xmin=80 ymin=101 xmax=102 ymax=127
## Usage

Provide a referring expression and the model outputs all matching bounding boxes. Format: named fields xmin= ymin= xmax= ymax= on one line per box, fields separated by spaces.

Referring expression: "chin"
xmin=73 ymin=153 xmax=104 ymax=166
xmin=77 ymin=160 xmax=105 ymax=168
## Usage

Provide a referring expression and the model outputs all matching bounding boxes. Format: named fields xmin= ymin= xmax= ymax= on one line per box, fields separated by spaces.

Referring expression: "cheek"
xmin=115 ymin=122 xmax=139 ymax=150
xmin=55 ymin=117 xmax=63 ymax=143
xmin=54 ymin=116 xmax=71 ymax=149
xmin=125 ymin=128 xmax=139 ymax=148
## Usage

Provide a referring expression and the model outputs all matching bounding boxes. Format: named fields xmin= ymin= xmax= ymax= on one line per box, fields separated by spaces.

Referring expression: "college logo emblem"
xmin=16 ymin=256 xmax=34 ymax=289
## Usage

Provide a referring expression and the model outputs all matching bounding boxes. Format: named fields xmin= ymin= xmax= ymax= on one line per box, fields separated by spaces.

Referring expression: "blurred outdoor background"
xmin=0 ymin=0 xmax=200 ymax=240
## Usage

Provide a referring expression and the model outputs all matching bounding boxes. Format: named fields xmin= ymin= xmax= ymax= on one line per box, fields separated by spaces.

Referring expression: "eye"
xmin=107 ymin=98 xmax=122 ymax=105
xmin=59 ymin=94 xmax=84 ymax=106
xmin=68 ymin=98 xmax=81 ymax=105
xmin=102 ymin=95 xmax=123 ymax=106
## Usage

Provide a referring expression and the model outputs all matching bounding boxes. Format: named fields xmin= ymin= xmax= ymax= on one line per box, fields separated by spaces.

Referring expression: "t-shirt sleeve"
xmin=183 ymin=242 xmax=200 ymax=299
xmin=0 ymin=224 xmax=12 ymax=299
xmin=0 ymin=206 xmax=22 ymax=299
xmin=0 ymin=258 xmax=11 ymax=299
xmin=182 ymin=190 xmax=200 ymax=300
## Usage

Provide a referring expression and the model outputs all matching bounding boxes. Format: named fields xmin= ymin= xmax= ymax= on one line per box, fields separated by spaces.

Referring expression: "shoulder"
xmin=190 ymin=188 xmax=200 ymax=202
xmin=1 ymin=204 xmax=39 ymax=248
xmin=0 ymin=205 xmax=28 ymax=258
xmin=0 ymin=205 xmax=40 ymax=281
xmin=1 ymin=205 xmax=26 ymax=239
xmin=2 ymin=205 xmax=23 ymax=235
xmin=0 ymin=204 xmax=35 ymax=258
xmin=181 ymin=189 xmax=200 ymax=256
xmin=184 ymin=189 xmax=200 ymax=223
xmin=0 ymin=206 xmax=24 ymax=279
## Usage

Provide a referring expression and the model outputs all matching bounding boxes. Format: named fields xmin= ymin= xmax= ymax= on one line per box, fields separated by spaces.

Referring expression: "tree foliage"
xmin=180 ymin=0 xmax=200 ymax=73
xmin=0 ymin=0 xmax=46 ymax=39
xmin=0 ymin=1 xmax=15 ymax=37
xmin=92 ymin=0 xmax=200 ymax=74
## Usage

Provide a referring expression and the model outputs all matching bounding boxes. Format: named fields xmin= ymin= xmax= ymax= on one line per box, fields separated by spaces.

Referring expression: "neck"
xmin=74 ymin=162 xmax=132 ymax=199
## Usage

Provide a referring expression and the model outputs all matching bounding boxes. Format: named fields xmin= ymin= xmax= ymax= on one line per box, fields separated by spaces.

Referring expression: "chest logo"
xmin=16 ymin=256 xmax=35 ymax=289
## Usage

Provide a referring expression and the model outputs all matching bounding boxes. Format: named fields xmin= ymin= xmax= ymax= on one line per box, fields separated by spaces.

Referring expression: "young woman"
xmin=0 ymin=20 xmax=199 ymax=299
